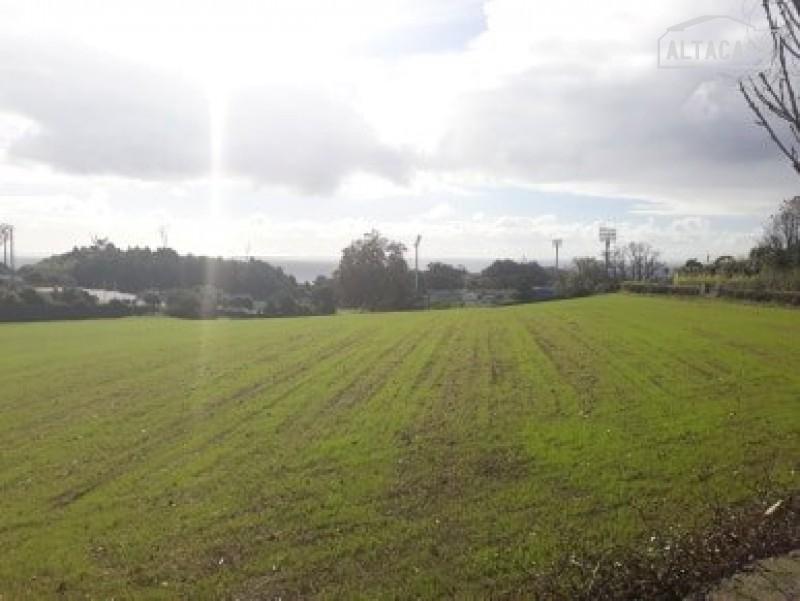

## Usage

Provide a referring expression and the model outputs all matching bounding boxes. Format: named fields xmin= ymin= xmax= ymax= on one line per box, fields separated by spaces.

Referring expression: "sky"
xmin=0 ymin=0 xmax=797 ymax=264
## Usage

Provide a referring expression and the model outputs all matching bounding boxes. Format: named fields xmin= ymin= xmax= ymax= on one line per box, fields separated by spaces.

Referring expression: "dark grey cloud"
xmin=435 ymin=63 xmax=797 ymax=211
xmin=0 ymin=37 xmax=410 ymax=193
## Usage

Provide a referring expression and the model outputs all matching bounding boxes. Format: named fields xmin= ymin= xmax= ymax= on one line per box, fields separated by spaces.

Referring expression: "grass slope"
xmin=0 ymin=295 xmax=798 ymax=599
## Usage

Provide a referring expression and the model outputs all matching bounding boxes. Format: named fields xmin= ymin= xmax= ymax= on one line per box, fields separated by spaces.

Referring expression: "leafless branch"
xmin=741 ymin=1 xmax=800 ymax=176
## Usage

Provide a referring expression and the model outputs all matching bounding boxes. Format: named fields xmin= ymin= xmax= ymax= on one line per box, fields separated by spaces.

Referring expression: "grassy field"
xmin=0 ymin=294 xmax=798 ymax=599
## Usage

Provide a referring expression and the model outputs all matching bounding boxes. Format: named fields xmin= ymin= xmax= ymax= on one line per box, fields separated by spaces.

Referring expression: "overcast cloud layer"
xmin=0 ymin=0 xmax=797 ymax=261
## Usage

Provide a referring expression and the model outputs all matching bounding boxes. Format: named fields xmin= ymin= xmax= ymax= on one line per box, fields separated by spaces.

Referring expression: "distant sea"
xmin=13 ymin=256 xmax=43 ymax=268
xmin=253 ymin=257 xmax=496 ymax=283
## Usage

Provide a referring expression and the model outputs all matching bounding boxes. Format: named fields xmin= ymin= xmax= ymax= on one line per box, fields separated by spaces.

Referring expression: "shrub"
xmin=674 ymin=268 xmax=800 ymax=292
xmin=165 ymin=289 xmax=217 ymax=319
xmin=0 ymin=302 xmax=145 ymax=322
xmin=621 ymin=282 xmax=701 ymax=296
xmin=717 ymin=287 xmax=800 ymax=305
xmin=622 ymin=282 xmax=800 ymax=305
xmin=0 ymin=285 xmax=147 ymax=321
xmin=19 ymin=287 xmax=46 ymax=305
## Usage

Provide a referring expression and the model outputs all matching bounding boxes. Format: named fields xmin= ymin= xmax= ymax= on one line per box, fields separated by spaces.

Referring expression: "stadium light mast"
xmin=598 ymin=226 xmax=617 ymax=273
xmin=0 ymin=223 xmax=15 ymax=283
xmin=552 ymin=239 xmax=563 ymax=271
xmin=158 ymin=225 xmax=169 ymax=249
xmin=413 ymin=234 xmax=421 ymax=294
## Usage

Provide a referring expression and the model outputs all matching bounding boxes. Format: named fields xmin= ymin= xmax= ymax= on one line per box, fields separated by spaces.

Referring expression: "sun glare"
xmin=207 ymin=81 xmax=227 ymax=220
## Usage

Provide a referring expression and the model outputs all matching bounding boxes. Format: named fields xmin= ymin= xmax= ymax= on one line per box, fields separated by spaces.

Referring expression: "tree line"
xmin=675 ymin=197 xmax=800 ymax=292
xmin=332 ymin=230 xmax=558 ymax=310
xmin=4 ymin=229 xmax=674 ymax=319
xmin=10 ymin=196 xmax=798 ymax=321
xmin=11 ymin=238 xmax=336 ymax=319
xmin=21 ymin=238 xmax=300 ymax=299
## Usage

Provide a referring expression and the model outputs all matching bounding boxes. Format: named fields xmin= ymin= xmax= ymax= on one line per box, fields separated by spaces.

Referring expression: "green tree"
xmin=19 ymin=240 xmax=303 ymax=302
xmin=682 ymin=258 xmax=704 ymax=273
xmin=752 ymin=197 xmax=800 ymax=269
xmin=558 ymin=257 xmax=610 ymax=297
xmin=141 ymin=291 xmax=162 ymax=314
xmin=165 ymin=288 xmax=218 ymax=319
xmin=310 ymin=276 xmax=337 ymax=315
xmin=478 ymin=259 xmax=549 ymax=289
xmin=423 ymin=262 xmax=467 ymax=290
xmin=335 ymin=230 xmax=413 ymax=310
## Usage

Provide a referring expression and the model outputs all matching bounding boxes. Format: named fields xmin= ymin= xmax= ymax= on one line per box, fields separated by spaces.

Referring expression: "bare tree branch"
xmin=741 ymin=80 xmax=800 ymax=173
xmin=741 ymin=1 xmax=800 ymax=175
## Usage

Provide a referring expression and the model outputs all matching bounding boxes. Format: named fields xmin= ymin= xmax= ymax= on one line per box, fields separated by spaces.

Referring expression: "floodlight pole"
xmin=0 ymin=224 xmax=13 ymax=277
xmin=0 ymin=224 xmax=15 ymax=285
xmin=598 ymin=226 xmax=617 ymax=276
xmin=552 ymin=239 xmax=563 ymax=271
xmin=158 ymin=225 xmax=169 ymax=249
xmin=413 ymin=235 xmax=421 ymax=294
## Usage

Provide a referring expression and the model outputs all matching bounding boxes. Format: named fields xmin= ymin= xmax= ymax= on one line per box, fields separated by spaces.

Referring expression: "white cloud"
xmin=0 ymin=0 xmax=794 ymax=260
xmin=420 ymin=203 xmax=455 ymax=220
xmin=430 ymin=1 xmax=795 ymax=213
xmin=225 ymin=86 xmax=411 ymax=193
xmin=0 ymin=37 xmax=412 ymax=193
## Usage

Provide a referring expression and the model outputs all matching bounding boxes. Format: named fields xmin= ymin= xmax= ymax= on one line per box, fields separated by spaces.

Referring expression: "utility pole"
xmin=552 ymin=238 xmax=563 ymax=271
xmin=414 ymin=235 xmax=421 ymax=295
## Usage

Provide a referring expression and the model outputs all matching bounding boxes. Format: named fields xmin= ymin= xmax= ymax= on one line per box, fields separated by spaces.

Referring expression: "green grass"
xmin=1 ymin=294 xmax=798 ymax=599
